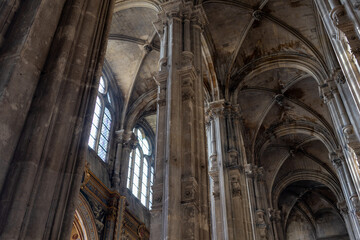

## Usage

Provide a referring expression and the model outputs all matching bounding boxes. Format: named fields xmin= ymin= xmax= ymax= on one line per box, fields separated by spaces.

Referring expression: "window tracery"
xmin=127 ymin=127 xmax=154 ymax=209
xmin=88 ymin=76 xmax=113 ymax=161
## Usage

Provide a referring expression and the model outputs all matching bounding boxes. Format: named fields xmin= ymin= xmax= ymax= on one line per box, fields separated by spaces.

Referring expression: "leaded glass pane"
xmin=107 ymin=93 xmax=111 ymax=104
xmin=99 ymin=76 xmax=106 ymax=94
xmin=141 ymin=193 xmax=146 ymax=205
xmin=88 ymin=136 xmax=96 ymax=149
xmin=98 ymin=146 xmax=106 ymax=161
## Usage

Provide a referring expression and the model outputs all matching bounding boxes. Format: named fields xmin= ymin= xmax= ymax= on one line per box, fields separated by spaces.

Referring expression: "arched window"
xmin=88 ymin=76 xmax=113 ymax=161
xmin=127 ymin=127 xmax=154 ymax=208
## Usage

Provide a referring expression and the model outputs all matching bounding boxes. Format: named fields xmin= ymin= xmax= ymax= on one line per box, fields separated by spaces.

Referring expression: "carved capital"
xmin=333 ymin=68 xmax=346 ymax=84
xmin=319 ymin=83 xmax=334 ymax=103
xmin=191 ymin=4 xmax=208 ymax=29
xmin=350 ymin=196 xmax=360 ymax=217
xmin=205 ymin=100 xmax=241 ymax=121
xmin=268 ymin=208 xmax=281 ymax=222
xmin=337 ymin=200 xmax=349 ymax=215
xmin=245 ymin=163 xmax=258 ymax=178
xmin=329 ymin=151 xmax=344 ymax=169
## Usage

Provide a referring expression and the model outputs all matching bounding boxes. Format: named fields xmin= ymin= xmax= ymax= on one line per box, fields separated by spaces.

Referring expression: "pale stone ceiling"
xmin=106 ymin=0 xmax=339 ymax=221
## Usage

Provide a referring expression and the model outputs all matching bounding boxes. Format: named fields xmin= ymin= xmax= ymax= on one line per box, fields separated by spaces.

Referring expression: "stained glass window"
xmin=88 ymin=76 xmax=113 ymax=162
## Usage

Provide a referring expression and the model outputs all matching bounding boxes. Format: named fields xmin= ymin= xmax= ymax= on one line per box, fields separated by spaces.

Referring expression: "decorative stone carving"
xmin=151 ymin=183 xmax=163 ymax=209
xmin=182 ymin=204 xmax=197 ymax=240
xmin=268 ymin=208 xmax=281 ymax=222
xmin=88 ymin=197 xmax=105 ymax=236
xmin=230 ymin=175 xmax=242 ymax=197
xmin=205 ymin=100 xmax=241 ymax=121
xmin=209 ymin=169 xmax=220 ymax=199
xmin=350 ymin=196 xmax=360 ymax=218
xmin=181 ymin=177 xmax=198 ymax=203
xmin=253 ymin=10 xmax=263 ymax=21
xmin=329 ymin=2 xmax=360 ymax=58
xmin=334 ymin=69 xmax=346 ymax=84
xmin=337 ymin=200 xmax=349 ymax=215
xmin=143 ymin=44 xmax=153 ymax=53
xmin=81 ymin=161 xmax=91 ymax=189
xmin=154 ymin=71 xmax=168 ymax=107
xmin=115 ymin=130 xmax=137 ymax=150
xmin=227 ymin=149 xmax=239 ymax=167
xmin=256 ymin=209 xmax=268 ymax=239
xmin=245 ymin=163 xmax=257 ymax=178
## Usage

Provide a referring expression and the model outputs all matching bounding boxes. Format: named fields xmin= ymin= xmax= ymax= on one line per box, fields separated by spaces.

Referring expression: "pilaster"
xmin=150 ymin=1 xmax=210 ymax=239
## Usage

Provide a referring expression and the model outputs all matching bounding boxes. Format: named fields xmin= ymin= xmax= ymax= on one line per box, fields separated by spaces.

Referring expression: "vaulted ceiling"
xmin=105 ymin=0 xmax=341 ymax=207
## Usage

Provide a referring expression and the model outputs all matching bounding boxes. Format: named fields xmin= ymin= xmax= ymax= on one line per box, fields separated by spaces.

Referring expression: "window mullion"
xmin=138 ymin=151 xmax=144 ymax=199
xmin=95 ymin=96 xmax=105 ymax=153
xmin=130 ymin=150 xmax=135 ymax=191
xmin=147 ymin=160 xmax=151 ymax=207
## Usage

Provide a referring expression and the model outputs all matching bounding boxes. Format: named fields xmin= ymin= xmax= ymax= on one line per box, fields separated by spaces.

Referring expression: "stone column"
xmin=315 ymin=0 xmax=360 ymax=135
xmin=328 ymin=0 xmax=360 ymax=61
xmin=0 ymin=0 xmax=115 ymax=238
xmin=206 ymin=100 xmax=230 ymax=240
xmin=246 ymin=165 xmax=269 ymax=240
xmin=150 ymin=69 xmax=167 ymax=238
xmin=150 ymin=1 xmax=210 ymax=239
xmin=330 ymin=152 xmax=360 ymax=237
xmin=338 ymin=200 xmax=357 ymax=240
xmin=269 ymin=209 xmax=284 ymax=240
xmin=206 ymin=100 xmax=254 ymax=240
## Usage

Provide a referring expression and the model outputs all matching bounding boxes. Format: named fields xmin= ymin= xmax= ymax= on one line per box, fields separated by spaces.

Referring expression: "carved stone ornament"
xmin=253 ymin=10 xmax=263 ymax=21
xmin=81 ymin=161 xmax=91 ymax=189
xmin=230 ymin=175 xmax=242 ymax=197
xmin=227 ymin=149 xmax=239 ymax=166
xmin=138 ymin=224 xmax=147 ymax=239
xmin=181 ymin=177 xmax=198 ymax=203
xmin=255 ymin=209 xmax=268 ymax=239
xmin=88 ymin=197 xmax=105 ymax=236
xmin=333 ymin=69 xmax=346 ymax=84
xmin=350 ymin=196 xmax=360 ymax=217
xmin=337 ymin=200 xmax=348 ymax=215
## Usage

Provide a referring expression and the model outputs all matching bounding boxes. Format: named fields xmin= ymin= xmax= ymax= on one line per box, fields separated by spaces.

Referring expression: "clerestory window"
xmin=127 ymin=127 xmax=154 ymax=209
xmin=88 ymin=76 xmax=113 ymax=161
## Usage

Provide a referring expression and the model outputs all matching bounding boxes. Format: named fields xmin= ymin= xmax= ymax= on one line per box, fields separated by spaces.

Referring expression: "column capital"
xmin=268 ymin=208 xmax=282 ymax=222
xmin=114 ymin=129 xmax=137 ymax=149
xmin=154 ymin=0 xmax=208 ymax=27
xmin=329 ymin=151 xmax=344 ymax=168
xmin=337 ymin=200 xmax=349 ymax=215
xmin=205 ymin=99 xmax=241 ymax=121
xmin=245 ymin=163 xmax=258 ymax=178
xmin=332 ymin=68 xmax=346 ymax=84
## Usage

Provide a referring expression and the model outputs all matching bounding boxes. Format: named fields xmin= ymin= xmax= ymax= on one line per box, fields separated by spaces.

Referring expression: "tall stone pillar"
xmin=245 ymin=164 xmax=270 ymax=240
xmin=150 ymin=1 xmax=210 ymax=239
xmin=206 ymin=100 xmax=254 ymax=240
xmin=0 ymin=0 xmax=115 ymax=238
xmin=330 ymin=152 xmax=360 ymax=238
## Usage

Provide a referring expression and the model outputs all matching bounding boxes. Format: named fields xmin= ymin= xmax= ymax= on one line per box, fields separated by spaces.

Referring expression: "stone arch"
xmin=114 ymin=0 xmax=161 ymax=13
xmin=231 ymin=53 xmax=329 ymax=102
xmin=75 ymin=193 xmax=99 ymax=240
xmin=272 ymin=170 xmax=343 ymax=210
